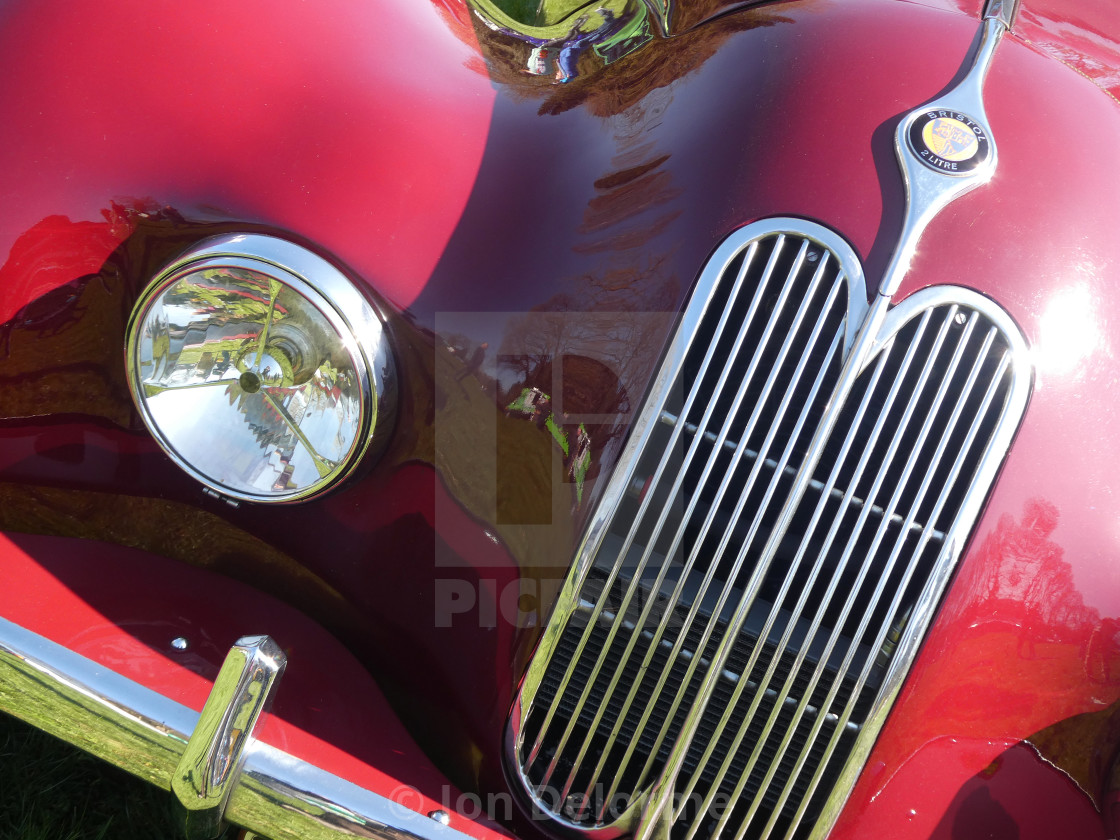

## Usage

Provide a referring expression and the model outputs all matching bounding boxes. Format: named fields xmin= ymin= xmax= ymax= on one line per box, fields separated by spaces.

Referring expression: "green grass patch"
xmin=0 ymin=712 xmax=234 ymax=840
xmin=475 ymin=0 xmax=621 ymax=32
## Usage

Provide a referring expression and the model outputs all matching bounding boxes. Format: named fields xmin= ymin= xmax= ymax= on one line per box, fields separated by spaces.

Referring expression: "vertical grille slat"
xmin=509 ymin=219 xmax=1031 ymax=840
xmin=676 ymin=320 xmax=924 ymax=838
xmin=526 ymin=238 xmax=771 ymax=782
xmin=563 ymin=241 xmax=828 ymax=802
xmin=780 ymin=343 xmax=1015 ymax=840
xmin=727 ymin=313 xmax=997 ymax=840
xmin=660 ymin=410 xmax=946 ymax=544
xmin=537 ymin=237 xmax=800 ymax=799
xmin=604 ymin=273 xmax=849 ymax=814
xmin=658 ymin=320 xmax=842 ymax=815
xmin=673 ymin=339 xmax=893 ymax=832
xmin=776 ymin=343 xmax=1012 ymax=840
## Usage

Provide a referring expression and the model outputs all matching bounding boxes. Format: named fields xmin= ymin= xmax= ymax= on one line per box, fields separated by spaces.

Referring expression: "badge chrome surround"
xmin=907 ymin=109 xmax=991 ymax=175
xmin=880 ymin=9 xmax=1008 ymax=297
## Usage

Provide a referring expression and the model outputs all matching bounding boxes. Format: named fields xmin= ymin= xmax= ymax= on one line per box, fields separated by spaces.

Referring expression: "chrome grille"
xmin=509 ymin=219 xmax=1031 ymax=840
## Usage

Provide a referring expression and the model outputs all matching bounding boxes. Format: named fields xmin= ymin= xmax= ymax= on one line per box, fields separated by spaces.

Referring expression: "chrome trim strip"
xmin=174 ymin=635 xmax=287 ymax=839
xmin=0 ymin=618 xmax=194 ymax=789
xmin=0 ymin=617 xmax=478 ymax=840
xmin=983 ymin=0 xmax=1021 ymax=30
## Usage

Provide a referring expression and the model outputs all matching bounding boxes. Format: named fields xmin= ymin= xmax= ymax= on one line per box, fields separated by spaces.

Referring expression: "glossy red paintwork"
xmin=0 ymin=0 xmax=493 ymax=316
xmin=4 ymin=0 xmax=1120 ymax=837
xmin=1016 ymin=0 xmax=1120 ymax=103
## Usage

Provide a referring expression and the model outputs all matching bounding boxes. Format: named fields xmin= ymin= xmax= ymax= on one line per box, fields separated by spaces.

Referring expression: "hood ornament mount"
xmin=879 ymin=0 xmax=1021 ymax=298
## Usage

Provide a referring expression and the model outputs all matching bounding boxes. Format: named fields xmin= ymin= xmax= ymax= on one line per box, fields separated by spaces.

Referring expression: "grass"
xmin=480 ymin=0 xmax=604 ymax=28
xmin=0 ymin=712 xmax=233 ymax=840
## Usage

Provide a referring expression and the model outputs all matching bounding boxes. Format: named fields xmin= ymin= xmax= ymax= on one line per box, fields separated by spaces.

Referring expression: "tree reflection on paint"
xmin=953 ymin=497 xmax=1114 ymax=679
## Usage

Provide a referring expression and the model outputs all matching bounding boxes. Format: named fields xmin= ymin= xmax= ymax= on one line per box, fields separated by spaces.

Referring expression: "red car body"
xmin=1 ymin=0 xmax=1119 ymax=838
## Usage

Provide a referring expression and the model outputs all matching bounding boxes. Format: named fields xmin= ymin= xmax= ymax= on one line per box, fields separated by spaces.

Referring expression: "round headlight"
xmin=126 ymin=234 xmax=395 ymax=503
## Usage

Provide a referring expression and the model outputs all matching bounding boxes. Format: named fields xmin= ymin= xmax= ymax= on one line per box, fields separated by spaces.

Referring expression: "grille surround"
xmin=507 ymin=218 xmax=1031 ymax=840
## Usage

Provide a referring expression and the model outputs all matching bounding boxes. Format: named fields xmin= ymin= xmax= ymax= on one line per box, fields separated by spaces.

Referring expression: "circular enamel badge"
xmin=908 ymin=110 xmax=991 ymax=175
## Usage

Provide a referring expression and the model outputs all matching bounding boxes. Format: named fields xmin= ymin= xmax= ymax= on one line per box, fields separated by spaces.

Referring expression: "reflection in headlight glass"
xmin=134 ymin=265 xmax=364 ymax=498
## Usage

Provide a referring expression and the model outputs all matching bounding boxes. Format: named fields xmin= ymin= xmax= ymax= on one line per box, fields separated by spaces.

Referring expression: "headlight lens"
xmin=126 ymin=234 xmax=395 ymax=503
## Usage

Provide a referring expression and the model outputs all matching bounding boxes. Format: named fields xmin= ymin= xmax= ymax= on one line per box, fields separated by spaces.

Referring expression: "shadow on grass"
xmin=0 ymin=712 xmax=238 ymax=840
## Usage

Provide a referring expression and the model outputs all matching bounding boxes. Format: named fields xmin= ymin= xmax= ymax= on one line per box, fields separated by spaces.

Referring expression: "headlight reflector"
xmin=126 ymin=234 xmax=394 ymax=503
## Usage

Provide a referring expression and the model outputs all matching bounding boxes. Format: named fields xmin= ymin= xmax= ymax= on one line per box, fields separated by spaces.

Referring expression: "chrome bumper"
xmin=0 ymin=616 xmax=472 ymax=840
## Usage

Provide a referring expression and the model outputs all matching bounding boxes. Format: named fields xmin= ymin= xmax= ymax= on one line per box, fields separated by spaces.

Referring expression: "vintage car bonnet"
xmin=2 ymin=0 xmax=1120 ymax=839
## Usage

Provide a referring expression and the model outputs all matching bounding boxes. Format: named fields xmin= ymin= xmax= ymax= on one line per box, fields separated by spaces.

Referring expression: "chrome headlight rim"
xmin=125 ymin=232 xmax=396 ymax=504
